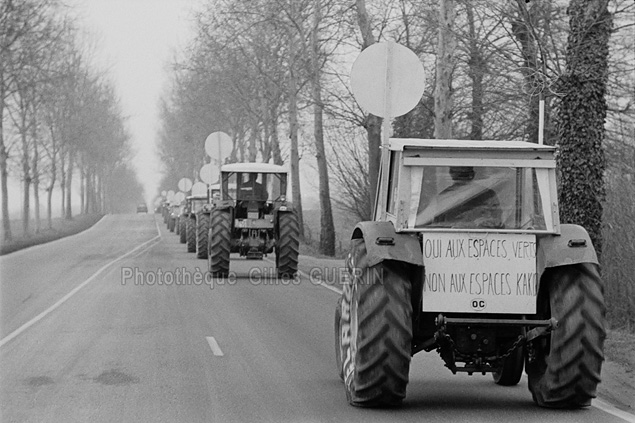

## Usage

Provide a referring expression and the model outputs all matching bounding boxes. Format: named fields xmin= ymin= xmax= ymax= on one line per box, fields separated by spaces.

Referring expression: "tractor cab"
xmin=220 ymin=163 xmax=288 ymax=223
xmin=376 ymin=139 xmax=559 ymax=235
xmin=185 ymin=194 xmax=207 ymax=215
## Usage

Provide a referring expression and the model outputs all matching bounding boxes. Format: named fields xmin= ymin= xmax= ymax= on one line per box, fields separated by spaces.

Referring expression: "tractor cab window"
xmin=412 ymin=166 xmax=547 ymax=230
xmin=191 ymin=199 xmax=206 ymax=213
xmin=222 ymin=172 xmax=286 ymax=202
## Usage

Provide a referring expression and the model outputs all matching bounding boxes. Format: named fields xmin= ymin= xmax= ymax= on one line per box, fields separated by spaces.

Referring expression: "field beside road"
xmin=0 ymin=214 xmax=104 ymax=256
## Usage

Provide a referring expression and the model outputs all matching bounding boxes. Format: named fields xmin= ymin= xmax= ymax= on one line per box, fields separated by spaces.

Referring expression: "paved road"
xmin=1 ymin=214 xmax=633 ymax=422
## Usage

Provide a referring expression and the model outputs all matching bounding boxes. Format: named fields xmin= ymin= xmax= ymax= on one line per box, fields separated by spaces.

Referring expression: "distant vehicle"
xmin=136 ymin=203 xmax=148 ymax=213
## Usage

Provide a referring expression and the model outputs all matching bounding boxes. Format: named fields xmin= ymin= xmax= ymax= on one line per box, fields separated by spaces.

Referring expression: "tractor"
xmin=182 ymin=194 xmax=208 ymax=252
xmin=334 ymin=138 xmax=606 ymax=409
xmin=194 ymin=183 xmax=221 ymax=259
xmin=207 ymin=163 xmax=299 ymax=278
xmin=167 ymin=203 xmax=181 ymax=232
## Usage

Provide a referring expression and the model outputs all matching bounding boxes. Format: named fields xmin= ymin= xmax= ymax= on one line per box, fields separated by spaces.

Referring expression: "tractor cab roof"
xmin=389 ymin=138 xmax=555 ymax=153
xmin=221 ymin=163 xmax=287 ymax=174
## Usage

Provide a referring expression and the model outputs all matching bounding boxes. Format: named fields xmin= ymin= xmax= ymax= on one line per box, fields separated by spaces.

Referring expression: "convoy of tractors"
xmin=157 ymin=42 xmax=606 ymax=412
xmin=160 ymin=164 xmax=299 ymax=279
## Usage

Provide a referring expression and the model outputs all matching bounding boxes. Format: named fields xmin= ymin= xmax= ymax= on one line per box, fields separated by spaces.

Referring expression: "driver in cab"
xmin=240 ymin=173 xmax=268 ymax=201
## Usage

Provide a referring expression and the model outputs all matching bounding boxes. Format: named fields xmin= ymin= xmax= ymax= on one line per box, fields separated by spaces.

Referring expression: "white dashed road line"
xmin=206 ymin=336 xmax=224 ymax=356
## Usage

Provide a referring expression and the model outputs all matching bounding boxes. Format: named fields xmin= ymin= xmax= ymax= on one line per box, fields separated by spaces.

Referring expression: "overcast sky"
xmin=69 ymin=0 xmax=198 ymax=204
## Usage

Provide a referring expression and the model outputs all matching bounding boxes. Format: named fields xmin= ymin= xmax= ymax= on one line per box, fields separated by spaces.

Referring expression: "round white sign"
xmin=350 ymin=41 xmax=425 ymax=118
xmin=178 ymin=178 xmax=193 ymax=192
xmin=166 ymin=190 xmax=175 ymax=201
xmin=191 ymin=181 xmax=207 ymax=196
xmin=205 ymin=132 xmax=232 ymax=163
xmin=199 ymin=163 xmax=219 ymax=184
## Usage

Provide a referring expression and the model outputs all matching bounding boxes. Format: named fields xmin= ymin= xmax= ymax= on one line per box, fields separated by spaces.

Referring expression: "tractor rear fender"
xmin=214 ymin=200 xmax=234 ymax=212
xmin=351 ymin=222 xmax=424 ymax=268
xmin=536 ymin=224 xmax=598 ymax=276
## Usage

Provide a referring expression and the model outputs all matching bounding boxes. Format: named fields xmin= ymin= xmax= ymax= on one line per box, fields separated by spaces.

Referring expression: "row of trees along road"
xmin=1 ymin=0 xmax=144 ymax=242
xmin=159 ymin=0 xmax=633 ymax=328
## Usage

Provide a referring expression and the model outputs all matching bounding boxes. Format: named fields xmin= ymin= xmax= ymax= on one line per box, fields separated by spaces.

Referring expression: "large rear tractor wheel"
xmin=186 ymin=217 xmax=196 ymax=253
xmin=337 ymin=238 xmax=413 ymax=407
xmin=196 ymin=213 xmax=210 ymax=259
xmin=208 ymin=209 xmax=231 ymax=277
xmin=179 ymin=218 xmax=186 ymax=243
xmin=276 ymin=212 xmax=299 ymax=278
xmin=526 ymin=263 xmax=606 ymax=408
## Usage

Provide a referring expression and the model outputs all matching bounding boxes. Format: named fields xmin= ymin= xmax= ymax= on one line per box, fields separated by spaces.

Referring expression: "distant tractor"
xmin=334 ymin=139 xmax=606 ymax=409
xmin=181 ymin=194 xmax=209 ymax=253
xmin=207 ymin=163 xmax=299 ymax=278
xmin=195 ymin=183 xmax=221 ymax=259
xmin=167 ymin=204 xmax=180 ymax=232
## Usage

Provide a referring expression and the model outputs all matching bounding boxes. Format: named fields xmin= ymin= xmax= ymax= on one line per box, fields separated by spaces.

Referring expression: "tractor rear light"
xmin=568 ymin=239 xmax=587 ymax=248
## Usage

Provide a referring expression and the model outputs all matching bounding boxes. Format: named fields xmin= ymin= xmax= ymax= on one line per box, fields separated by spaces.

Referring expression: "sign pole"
xmin=377 ymin=42 xmax=395 ymax=221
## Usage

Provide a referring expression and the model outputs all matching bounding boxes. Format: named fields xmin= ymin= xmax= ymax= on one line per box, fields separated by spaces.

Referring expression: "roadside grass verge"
xmin=0 ymin=214 xmax=104 ymax=256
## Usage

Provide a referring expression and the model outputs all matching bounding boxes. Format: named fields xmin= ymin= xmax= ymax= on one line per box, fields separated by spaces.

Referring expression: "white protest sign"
xmin=421 ymin=232 xmax=537 ymax=314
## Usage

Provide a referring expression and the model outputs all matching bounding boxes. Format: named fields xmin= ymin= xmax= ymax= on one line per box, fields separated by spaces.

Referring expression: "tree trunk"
xmin=0 ymin=80 xmax=11 ymax=241
xmin=270 ymin=108 xmax=283 ymax=166
xmin=21 ymin=112 xmax=31 ymax=235
xmin=248 ymin=120 xmax=258 ymax=162
xmin=512 ymin=0 xmax=540 ymax=143
xmin=46 ymin=131 xmax=57 ymax=229
xmin=434 ymin=0 xmax=456 ymax=139
xmin=32 ymin=119 xmax=40 ymax=233
xmin=60 ymin=149 xmax=66 ymax=217
xmin=287 ymin=40 xmax=305 ymax=238
xmin=46 ymin=183 xmax=54 ymax=229
xmin=261 ymin=98 xmax=271 ymax=163
xmin=79 ymin=162 xmax=85 ymax=214
xmin=466 ymin=2 xmax=484 ymax=140
xmin=556 ymin=0 xmax=611 ymax=259
xmin=355 ymin=0 xmax=382 ymax=206
xmin=65 ymin=150 xmax=74 ymax=220
xmin=311 ymin=0 xmax=335 ymax=256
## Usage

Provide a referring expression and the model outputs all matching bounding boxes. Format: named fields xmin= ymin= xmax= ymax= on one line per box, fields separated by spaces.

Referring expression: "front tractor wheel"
xmin=527 ymin=263 xmax=606 ymax=408
xmin=337 ymin=238 xmax=412 ymax=407
xmin=276 ymin=212 xmax=299 ymax=278
xmin=196 ymin=213 xmax=210 ymax=259
xmin=179 ymin=218 xmax=186 ymax=243
xmin=208 ymin=209 xmax=231 ymax=277
xmin=186 ymin=217 xmax=196 ymax=252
